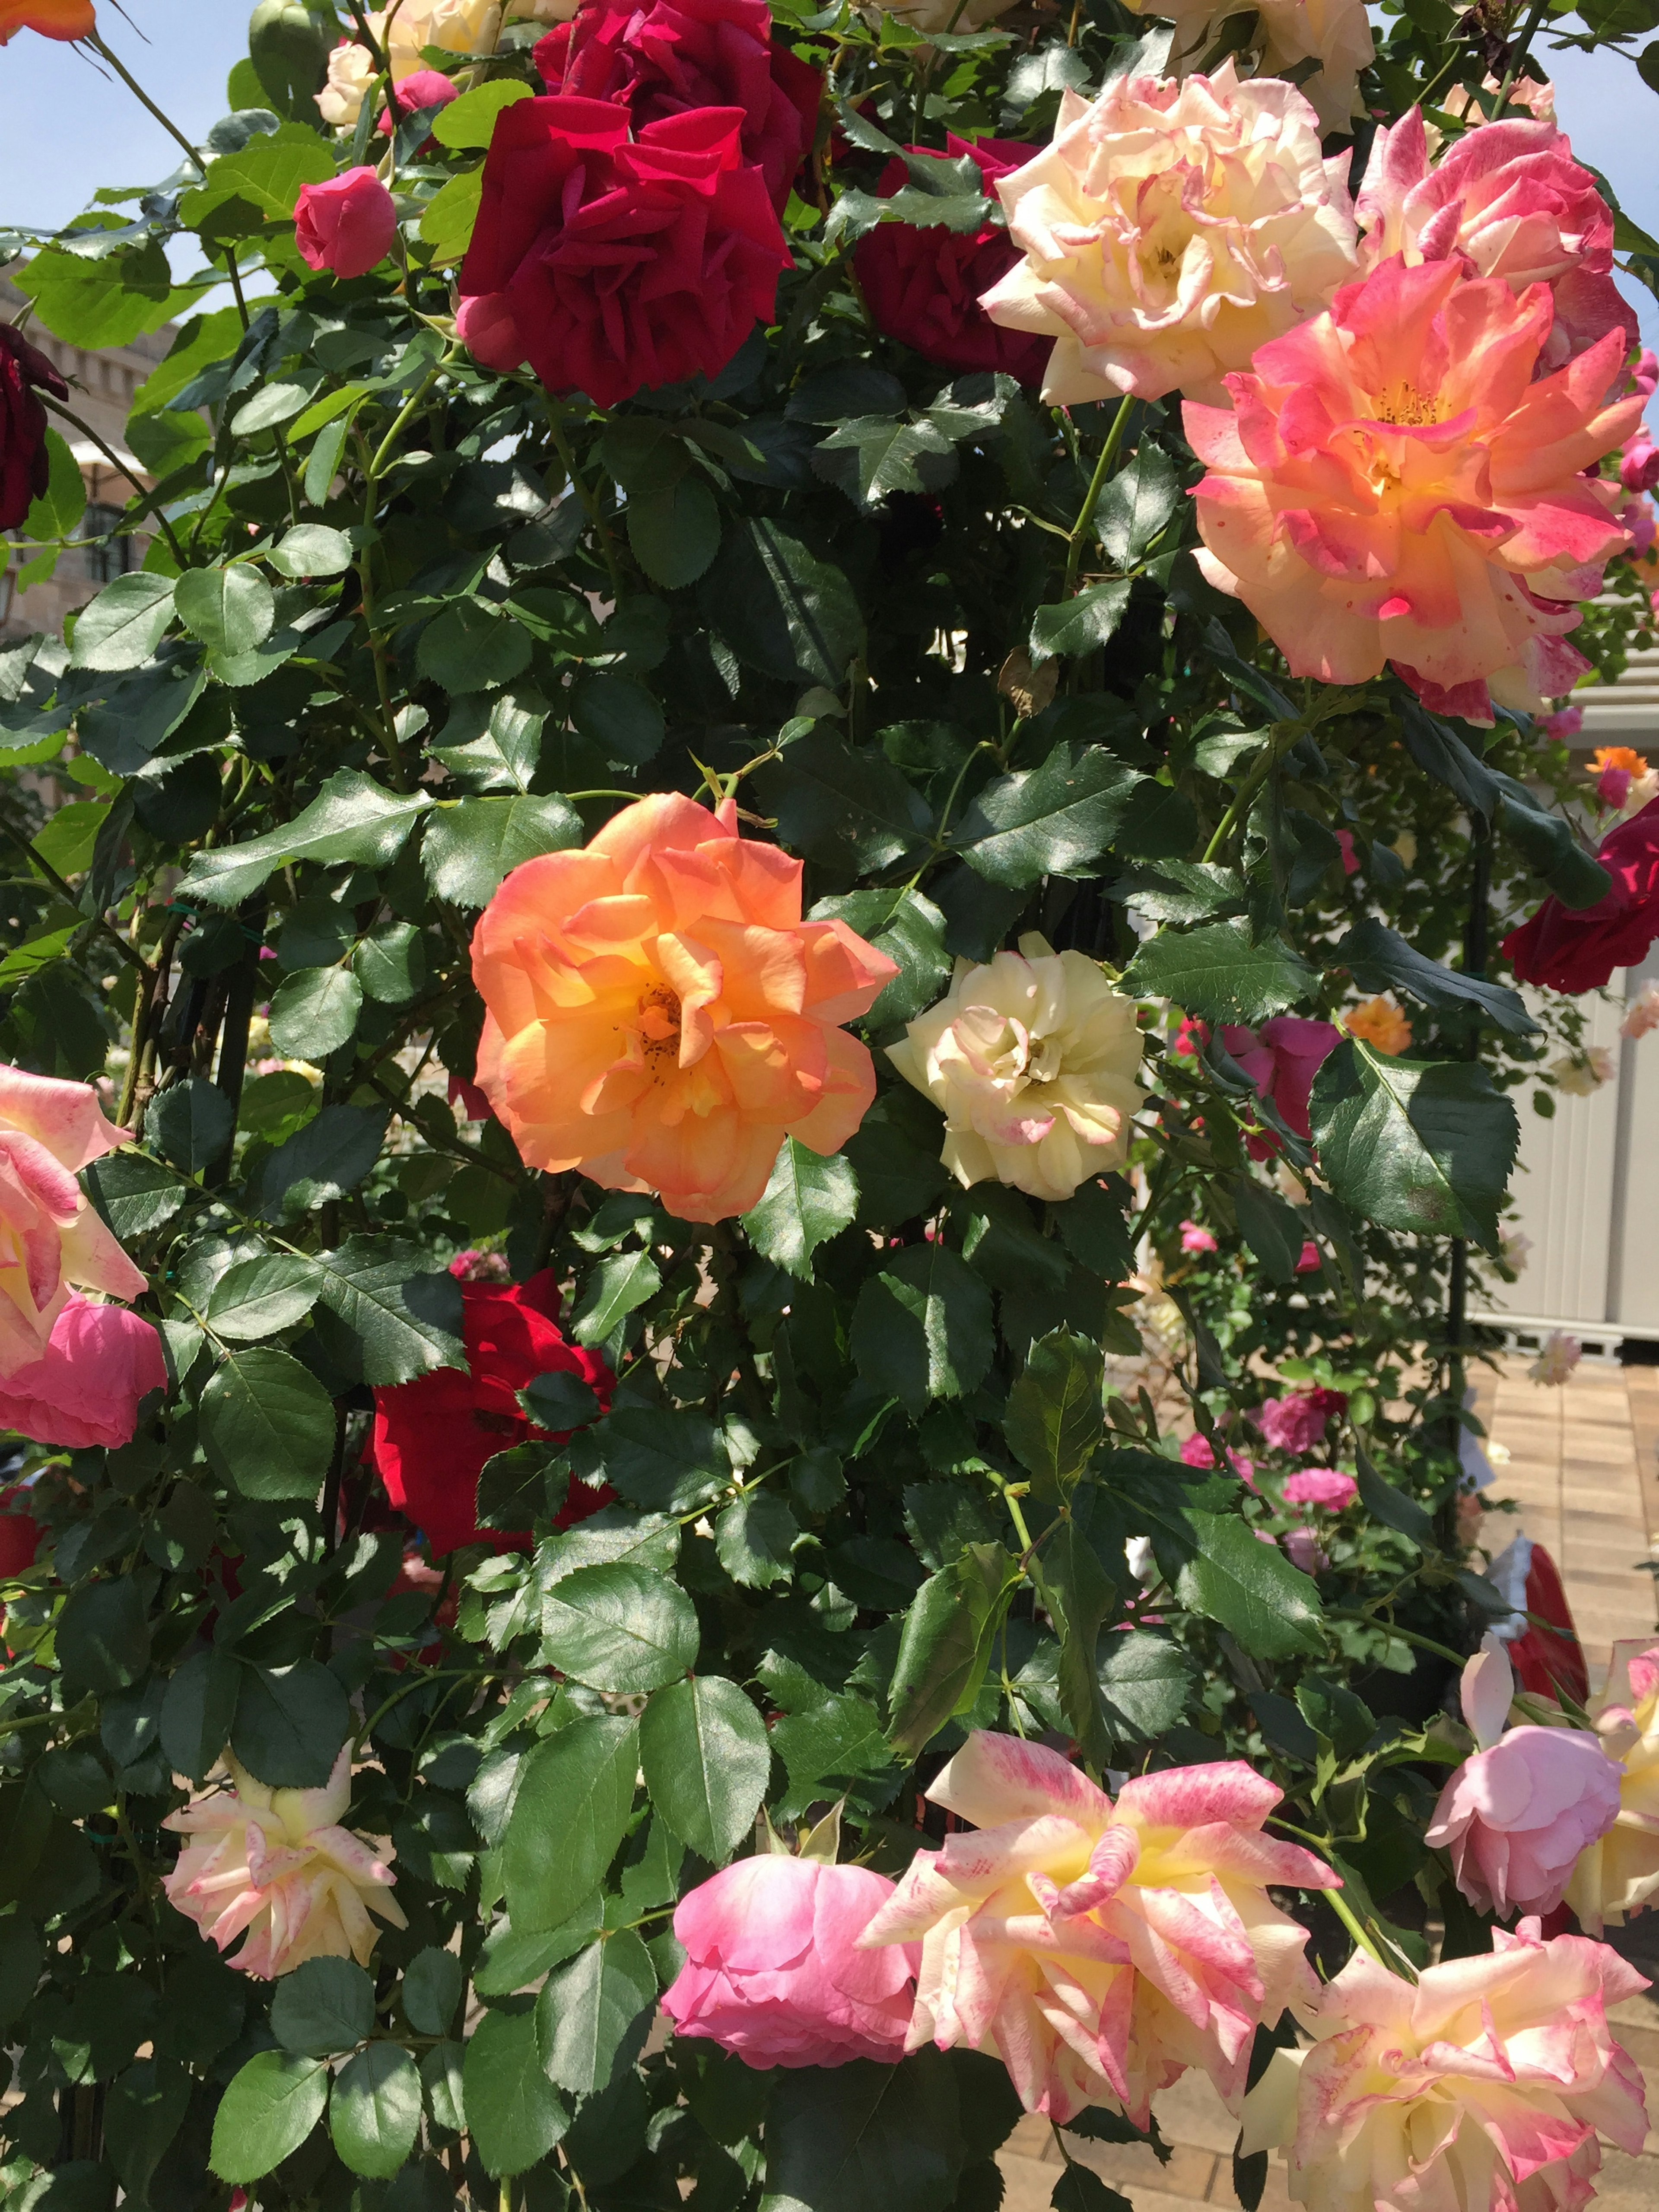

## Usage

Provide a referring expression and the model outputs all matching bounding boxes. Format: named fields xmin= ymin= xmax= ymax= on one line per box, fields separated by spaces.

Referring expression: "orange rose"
xmin=1342 ymin=995 xmax=1412 ymax=1055
xmin=470 ymin=793 xmax=898 ymax=1222
xmin=0 ymin=0 xmax=95 ymax=41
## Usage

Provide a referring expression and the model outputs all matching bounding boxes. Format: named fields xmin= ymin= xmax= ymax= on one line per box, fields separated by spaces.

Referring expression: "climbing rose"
xmin=0 ymin=1296 xmax=164 ymax=1450
xmin=1281 ymin=1468 xmax=1356 ymax=1510
xmin=1180 ymin=1220 xmax=1218 ymax=1254
xmin=0 ymin=1067 xmax=146 ymax=1376
xmin=0 ymin=0 xmax=92 ymax=38
xmin=1504 ymin=799 xmax=1659 ymax=992
xmin=1621 ymin=430 xmax=1659 ymax=493
xmin=371 ymin=1271 xmax=613 ymax=1554
xmin=1256 ymin=1388 xmax=1347 ymax=1453
xmin=663 ymin=1855 xmax=918 ymax=2067
xmin=1180 ymin=1430 xmax=1258 ymax=1490
xmin=1342 ymin=996 xmax=1412 ymax=1055
xmin=856 ymin=136 xmax=1051 ymax=385
xmin=1427 ymin=1634 xmax=1621 ymax=1920
xmin=456 ymin=99 xmax=792 ymax=407
xmin=1118 ymin=0 xmax=1373 ymax=134
xmin=533 ymin=0 xmax=820 ymax=213
xmin=858 ymin=1732 xmax=1335 ymax=2127
xmin=979 ymin=63 xmax=1356 ymax=407
xmin=1565 ymin=1640 xmax=1659 ymax=1932
xmin=888 ymin=936 xmax=1146 ymax=1202
xmin=1529 ymin=1328 xmax=1583 ymax=1386
xmin=1219 ymin=1016 xmax=1340 ymax=1143
xmin=0 ymin=321 xmax=68 ymax=534
xmin=1356 ymin=109 xmax=1637 ymax=370
xmin=377 ymin=68 xmax=459 ymax=149
xmin=1537 ymin=703 xmax=1584 ymax=741
xmin=1186 ymin=256 xmax=1641 ymax=726
xmin=163 ymin=1748 xmax=407 ymax=1978
xmin=294 ymin=169 xmax=398 ymax=281
xmin=1240 ymin=1920 xmax=1649 ymax=2212
xmin=472 ymin=793 xmax=895 ymax=1222
xmin=319 ymin=0 xmax=501 ymax=124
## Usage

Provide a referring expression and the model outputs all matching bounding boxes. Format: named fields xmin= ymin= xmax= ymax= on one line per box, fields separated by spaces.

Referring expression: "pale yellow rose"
xmin=1565 ymin=1640 xmax=1659 ymax=1931
xmin=1120 ymin=0 xmax=1374 ymax=134
xmin=979 ymin=62 xmax=1356 ymax=408
xmin=887 ymin=934 xmax=1145 ymax=1201
xmin=318 ymin=0 xmax=503 ymax=125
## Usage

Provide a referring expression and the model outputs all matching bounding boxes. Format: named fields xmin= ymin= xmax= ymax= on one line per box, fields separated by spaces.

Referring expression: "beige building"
xmin=0 ymin=273 xmax=170 ymax=641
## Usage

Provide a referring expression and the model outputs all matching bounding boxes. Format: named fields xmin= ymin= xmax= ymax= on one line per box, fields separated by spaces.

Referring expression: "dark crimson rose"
xmin=533 ymin=0 xmax=820 ymax=212
xmin=457 ymin=96 xmax=792 ymax=409
xmin=1501 ymin=797 xmax=1659 ymax=993
xmin=854 ymin=136 xmax=1050 ymax=386
xmin=370 ymin=1270 xmax=614 ymax=1555
xmin=0 ymin=322 xmax=67 ymax=534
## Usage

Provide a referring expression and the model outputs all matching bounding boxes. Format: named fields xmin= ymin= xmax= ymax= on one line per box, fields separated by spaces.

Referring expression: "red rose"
xmin=294 ymin=167 xmax=399 ymax=281
xmin=458 ymin=96 xmax=791 ymax=408
xmin=1501 ymin=797 xmax=1659 ymax=993
xmin=854 ymin=137 xmax=1050 ymax=387
xmin=370 ymin=1270 xmax=614 ymax=1555
xmin=0 ymin=321 xmax=67 ymax=534
xmin=533 ymin=0 xmax=819 ymax=213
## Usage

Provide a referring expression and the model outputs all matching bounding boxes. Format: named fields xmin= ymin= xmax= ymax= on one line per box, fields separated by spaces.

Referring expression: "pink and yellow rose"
xmin=1564 ymin=1638 xmax=1659 ymax=1932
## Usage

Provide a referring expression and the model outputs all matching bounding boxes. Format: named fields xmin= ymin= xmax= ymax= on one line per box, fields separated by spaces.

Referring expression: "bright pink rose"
xmin=1503 ymin=796 xmax=1659 ymax=994
xmin=454 ymin=293 xmax=526 ymax=375
xmin=378 ymin=67 xmax=457 ymax=131
xmin=1636 ymin=346 xmax=1659 ymax=398
xmin=1334 ymin=827 xmax=1359 ymax=875
xmin=1294 ymin=1239 xmax=1322 ymax=1274
xmin=294 ymin=168 xmax=398 ymax=280
xmin=1281 ymin=1467 xmax=1357 ymax=1511
xmin=1356 ymin=109 xmax=1638 ymax=370
xmin=457 ymin=99 xmax=791 ymax=409
xmin=1536 ymin=702 xmax=1584 ymax=740
xmin=0 ymin=1295 xmax=165 ymax=1449
xmin=664 ymin=1854 xmax=917 ymax=2068
xmin=1219 ymin=1016 xmax=1341 ymax=1143
xmin=0 ymin=1064 xmax=144 ymax=1375
xmin=534 ymin=0 xmax=820 ymax=212
xmin=1256 ymin=1387 xmax=1348 ymax=1453
xmin=1281 ymin=1526 xmax=1328 ymax=1574
xmin=855 ymin=137 xmax=1052 ymax=386
xmin=1170 ymin=1015 xmax=1209 ymax=1059
xmin=1180 ymin=1219 xmax=1218 ymax=1254
xmin=1180 ymin=1430 xmax=1258 ymax=1490
xmin=1427 ymin=1638 xmax=1621 ymax=1919
xmin=1621 ymin=430 xmax=1659 ymax=493
xmin=1600 ymin=762 xmax=1635 ymax=809
xmin=1621 ymin=496 xmax=1656 ymax=559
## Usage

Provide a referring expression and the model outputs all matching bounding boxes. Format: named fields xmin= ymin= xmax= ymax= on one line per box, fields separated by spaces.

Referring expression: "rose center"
xmin=1373 ymin=382 xmax=1440 ymax=427
xmin=636 ymin=982 xmax=682 ymax=1066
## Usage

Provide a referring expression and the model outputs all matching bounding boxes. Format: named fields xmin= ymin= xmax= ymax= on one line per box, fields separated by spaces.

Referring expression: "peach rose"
xmin=162 ymin=1747 xmax=407 ymax=1978
xmin=0 ymin=0 xmax=93 ymax=38
xmin=1186 ymin=255 xmax=1641 ymax=725
xmin=1119 ymin=0 xmax=1374 ymax=135
xmin=979 ymin=63 xmax=1357 ymax=407
xmin=1241 ymin=1920 xmax=1649 ymax=2212
xmin=858 ymin=1732 xmax=1335 ymax=2128
xmin=887 ymin=934 xmax=1145 ymax=1201
xmin=1565 ymin=1639 xmax=1659 ymax=1932
xmin=1342 ymin=997 xmax=1412 ymax=1055
xmin=470 ymin=792 xmax=896 ymax=1223
xmin=0 ymin=1065 xmax=145 ymax=1376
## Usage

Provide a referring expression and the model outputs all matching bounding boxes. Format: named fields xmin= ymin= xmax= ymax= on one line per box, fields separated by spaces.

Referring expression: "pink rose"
xmin=1218 ymin=1016 xmax=1341 ymax=1144
xmin=295 ymin=169 xmax=398 ymax=281
xmin=1334 ymin=827 xmax=1359 ymax=876
xmin=1636 ymin=346 xmax=1659 ymax=399
xmin=1427 ymin=1635 xmax=1623 ymax=1919
xmin=0 ymin=1064 xmax=144 ymax=1375
xmin=1180 ymin=1430 xmax=1258 ymax=1490
xmin=1621 ymin=430 xmax=1659 ymax=494
xmin=1622 ymin=496 xmax=1657 ymax=559
xmin=1179 ymin=1219 xmax=1218 ymax=1254
xmin=377 ymin=68 xmax=459 ymax=153
xmin=1281 ymin=1467 xmax=1357 ymax=1511
xmin=1256 ymin=1386 xmax=1347 ymax=1453
xmin=1281 ymin=1526 xmax=1328 ymax=1574
xmin=0 ymin=1295 xmax=165 ymax=1449
xmin=1537 ymin=703 xmax=1584 ymax=741
xmin=1294 ymin=1239 xmax=1322 ymax=1274
xmin=454 ymin=293 xmax=525 ymax=375
xmin=664 ymin=1853 xmax=917 ymax=2068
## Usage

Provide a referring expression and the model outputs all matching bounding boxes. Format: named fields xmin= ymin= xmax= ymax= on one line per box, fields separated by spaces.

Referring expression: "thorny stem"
xmin=222 ymin=251 xmax=251 ymax=333
xmin=1492 ymin=0 xmax=1550 ymax=116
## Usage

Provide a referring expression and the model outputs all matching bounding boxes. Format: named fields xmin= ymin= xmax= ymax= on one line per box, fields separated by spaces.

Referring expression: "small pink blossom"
xmin=664 ymin=1854 xmax=917 ymax=2068
xmin=447 ymin=1249 xmax=510 ymax=1282
xmin=1622 ymin=429 xmax=1659 ymax=494
xmin=1256 ymin=1387 xmax=1348 ymax=1452
xmin=0 ymin=1296 xmax=165 ymax=1449
xmin=1219 ymin=1017 xmax=1341 ymax=1145
xmin=1180 ymin=1430 xmax=1259 ymax=1490
xmin=1281 ymin=1526 xmax=1328 ymax=1573
xmin=376 ymin=67 xmax=458 ymax=147
xmin=1171 ymin=1015 xmax=1209 ymax=1059
xmin=1622 ymin=979 xmax=1659 ymax=1037
xmin=1281 ymin=1467 xmax=1357 ymax=1511
xmin=1334 ymin=827 xmax=1359 ymax=875
xmin=1294 ymin=1240 xmax=1321 ymax=1274
xmin=1180 ymin=1220 xmax=1218 ymax=1254
xmin=1620 ymin=495 xmax=1656 ymax=559
xmin=1636 ymin=346 xmax=1659 ymax=399
xmin=1536 ymin=703 xmax=1584 ymax=741
xmin=1529 ymin=1328 xmax=1583 ymax=1385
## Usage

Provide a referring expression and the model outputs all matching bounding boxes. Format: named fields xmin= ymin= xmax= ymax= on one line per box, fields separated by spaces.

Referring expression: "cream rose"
xmin=887 ymin=933 xmax=1145 ymax=1201
xmin=1565 ymin=1640 xmax=1659 ymax=1932
xmin=979 ymin=62 xmax=1357 ymax=407
xmin=317 ymin=0 xmax=503 ymax=126
xmin=1120 ymin=0 xmax=1374 ymax=135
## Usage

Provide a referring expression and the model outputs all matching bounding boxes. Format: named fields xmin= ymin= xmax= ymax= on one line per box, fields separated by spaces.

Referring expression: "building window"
xmin=75 ymin=504 xmax=134 ymax=585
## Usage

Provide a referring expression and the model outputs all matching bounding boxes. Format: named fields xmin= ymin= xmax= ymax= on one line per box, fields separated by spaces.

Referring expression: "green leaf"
xmin=540 ymin=1562 xmax=699 ymax=1694
xmin=760 ymin=2050 xmax=962 ymax=2212
xmin=810 ymin=887 xmax=950 ymax=1029
xmin=270 ymin=1956 xmax=375 ymax=2056
xmin=32 ymin=800 xmax=109 ymax=877
xmin=178 ymin=771 xmax=432 ymax=907
xmin=268 ymin=965 xmax=363 ymax=1059
xmin=331 ymin=2043 xmax=422 ymax=2180
xmin=1029 ymin=579 xmax=1131 ymax=666
xmin=418 ymin=601 xmax=534 ymax=695
xmin=762 ymin=727 xmax=932 ymax=874
xmin=1051 ymin=2167 xmax=1132 ymax=2212
xmin=569 ymin=671 xmax=664 ymax=765
xmin=952 ymin=742 xmax=1146 ymax=888
xmin=200 ymin=1345 xmax=336 ymax=1500
xmin=814 ymin=414 xmax=956 ymax=506
xmin=69 ymin=574 xmax=177 ymax=672
xmin=1003 ymin=1330 xmax=1105 ymax=1496
xmin=204 ymin=1253 xmax=323 ymax=1340
xmin=353 ymin=919 xmax=428 ymax=1005
xmin=742 ymin=1138 xmax=858 ymax=1280
xmin=588 ymin=1408 xmax=728 ymax=1513
xmin=1308 ymin=1041 xmax=1518 ymax=1251
xmin=463 ymin=2008 xmax=569 ymax=2178
xmin=1354 ymin=1439 xmax=1433 ymax=1547
xmin=209 ymin=2051 xmax=328 ymax=2184
xmin=0 ymin=1915 xmax=42 ymax=2032
xmin=433 ymin=77 xmax=535 ymax=146
xmin=1158 ymin=1510 xmax=1323 ymax=1660
xmin=568 ymin=1249 xmax=663 ymax=1347
xmin=183 ymin=124 xmax=337 ymax=222
xmin=403 ymin=1946 xmax=464 ymax=2037
xmin=1096 ymin=1630 xmax=1198 ymax=1741
xmin=310 ymin=1236 xmax=467 ymax=1386
xmin=270 ymin=524 xmax=354 ymax=580
xmin=715 ymin=1491 xmax=799 ymax=1589
xmin=422 ymin=2040 xmax=466 ymax=2134
xmin=501 ymin=1715 xmax=640 ymax=1933
xmin=1096 ymin=441 xmax=1180 ymax=569
xmin=639 ymin=1675 xmax=771 ymax=1863
xmin=1334 ymin=918 xmax=1535 ymax=1039
xmin=420 ymin=165 xmax=483 ymax=262
xmin=888 ymin=1543 xmax=1020 ymax=1756
xmin=57 ymin=1580 xmax=150 ymax=1695
xmin=1033 ymin=1519 xmax=1119 ymax=1767
xmin=422 ymin=793 xmax=582 ymax=907
xmin=231 ymin=1661 xmax=352 ymax=1790
xmin=22 ymin=427 xmax=86 ymax=541
xmin=160 ymin=1646 xmax=241 ymax=1785
xmin=1229 ymin=1177 xmax=1305 ymax=1285
xmin=174 ymin=566 xmax=276 ymax=658
xmin=1122 ymin=919 xmax=1317 ymax=1024
xmin=702 ymin=518 xmax=866 ymax=687
xmin=627 ymin=475 xmax=722 ymax=588
xmin=104 ymin=2059 xmax=191 ymax=2204
xmin=536 ymin=1930 xmax=658 ymax=2097
xmin=145 ymin=1074 xmax=234 ymax=1172
xmin=258 ymin=1105 xmax=388 ymax=1218
xmin=16 ymin=241 xmax=190 ymax=350
xmin=851 ymin=1243 xmax=995 ymax=1416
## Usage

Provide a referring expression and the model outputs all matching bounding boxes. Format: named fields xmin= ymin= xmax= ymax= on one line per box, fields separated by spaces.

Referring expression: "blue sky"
xmin=0 ymin=6 xmax=1654 ymax=363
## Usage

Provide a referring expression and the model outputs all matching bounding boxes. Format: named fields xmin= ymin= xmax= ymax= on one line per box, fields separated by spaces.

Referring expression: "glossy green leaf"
xmin=1122 ymin=920 xmax=1318 ymax=1025
xmin=501 ymin=1716 xmax=640 ymax=1933
xmin=742 ymin=1138 xmax=859 ymax=1280
xmin=1309 ymin=1041 xmax=1518 ymax=1252
xmin=639 ymin=1676 xmax=771 ymax=1863
xmin=331 ymin=2044 xmax=422 ymax=2179
xmin=888 ymin=1543 xmax=1020 ymax=1756
xmin=209 ymin=2052 xmax=328 ymax=2184
xmin=851 ymin=1243 xmax=995 ymax=1415
xmin=270 ymin=1957 xmax=374 ymax=2056
xmin=536 ymin=1929 xmax=657 ymax=2097
xmin=200 ymin=1346 xmax=336 ymax=1500
xmin=462 ymin=2007 xmax=569 ymax=2177
xmin=540 ymin=1562 xmax=699 ymax=1694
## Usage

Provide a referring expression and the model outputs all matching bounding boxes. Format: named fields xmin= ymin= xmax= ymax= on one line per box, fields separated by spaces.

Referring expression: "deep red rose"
xmin=1501 ymin=796 xmax=1659 ymax=993
xmin=0 ymin=321 xmax=67 ymax=534
xmin=853 ymin=136 xmax=1050 ymax=387
xmin=457 ymin=96 xmax=792 ymax=408
xmin=370 ymin=1270 xmax=614 ymax=1555
xmin=533 ymin=0 xmax=819 ymax=213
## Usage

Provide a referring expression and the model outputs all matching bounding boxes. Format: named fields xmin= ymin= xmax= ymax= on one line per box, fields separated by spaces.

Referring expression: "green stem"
xmin=88 ymin=35 xmax=202 ymax=168
xmin=1492 ymin=0 xmax=1549 ymax=117
xmin=543 ymin=402 xmax=622 ymax=599
xmin=1200 ymin=725 xmax=1296 ymax=864
xmin=40 ymin=395 xmax=187 ymax=567
xmin=1063 ymin=394 xmax=1134 ymax=597
xmin=353 ymin=432 xmax=410 ymax=789
xmin=1328 ymin=1610 xmax=1465 ymax=1666
xmin=222 ymin=251 xmax=251 ymax=334
xmin=1323 ymin=1885 xmax=1390 ymax=1969
xmin=369 ymin=353 xmax=455 ymax=480
xmin=0 ymin=814 xmax=148 ymax=976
